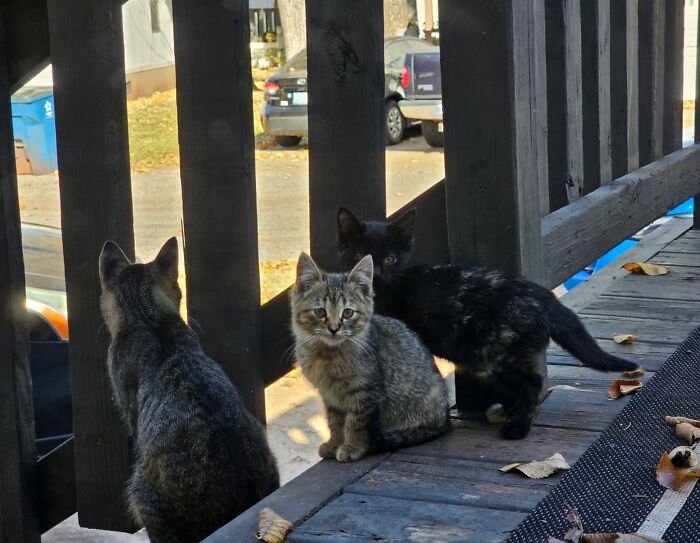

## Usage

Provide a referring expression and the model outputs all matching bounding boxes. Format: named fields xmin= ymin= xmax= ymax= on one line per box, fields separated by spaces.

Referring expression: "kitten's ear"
xmin=337 ymin=207 xmax=363 ymax=240
xmin=347 ymin=254 xmax=373 ymax=296
xmin=154 ymin=237 xmax=179 ymax=282
xmin=390 ymin=208 xmax=416 ymax=240
xmin=296 ymin=252 xmax=323 ymax=292
xmin=99 ymin=241 xmax=129 ymax=284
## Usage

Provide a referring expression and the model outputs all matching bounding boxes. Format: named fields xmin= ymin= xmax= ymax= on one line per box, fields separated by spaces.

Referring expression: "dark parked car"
xmin=399 ymin=50 xmax=444 ymax=147
xmin=22 ymin=223 xmax=72 ymax=455
xmin=261 ymin=36 xmax=438 ymax=147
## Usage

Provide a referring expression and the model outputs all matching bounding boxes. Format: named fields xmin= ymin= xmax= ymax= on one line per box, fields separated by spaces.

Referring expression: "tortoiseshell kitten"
xmin=337 ymin=208 xmax=638 ymax=440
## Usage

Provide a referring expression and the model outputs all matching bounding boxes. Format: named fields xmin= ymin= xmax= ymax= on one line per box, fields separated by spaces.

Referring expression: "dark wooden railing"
xmin=1 ymin=1 xmax=700 ymax=541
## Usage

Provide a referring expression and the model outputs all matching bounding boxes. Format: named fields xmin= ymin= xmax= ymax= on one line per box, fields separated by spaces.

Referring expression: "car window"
xmin=384 ymin=43 xmax=404 ymax=68
xmin=287 ymin=51 xmax=307 ymax=72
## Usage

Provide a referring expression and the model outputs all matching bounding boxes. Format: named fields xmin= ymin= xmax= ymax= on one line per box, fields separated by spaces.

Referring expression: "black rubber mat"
xmin=505 ymin=326 xmax=700 ymax=543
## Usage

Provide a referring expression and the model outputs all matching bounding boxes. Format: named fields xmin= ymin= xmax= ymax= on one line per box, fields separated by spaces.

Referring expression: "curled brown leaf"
xmin=622 ymin=262 xmax=671 ymax=276
xmin=608 ymin=380 xmax=643 ymax=399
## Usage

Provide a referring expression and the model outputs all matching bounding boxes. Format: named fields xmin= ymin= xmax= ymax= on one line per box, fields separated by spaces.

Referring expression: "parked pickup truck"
xmin=399 ymin=51 xmax=443 ymax=147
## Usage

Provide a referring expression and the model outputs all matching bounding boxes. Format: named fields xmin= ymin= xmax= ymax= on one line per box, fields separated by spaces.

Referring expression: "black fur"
xmin=337 ymin=208 xmax=638 ymax=439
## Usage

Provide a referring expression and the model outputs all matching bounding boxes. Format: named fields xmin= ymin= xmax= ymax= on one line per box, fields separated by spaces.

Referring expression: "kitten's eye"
xmin=342 ymin=308 xmax=354 ymax=319
xmin=355 ymin=254 xmax=365 ymax=262
xmin=313 ymin=308 xmax=326 ymax=318
xmin=383 ymin=255 xmax=396 ymax=266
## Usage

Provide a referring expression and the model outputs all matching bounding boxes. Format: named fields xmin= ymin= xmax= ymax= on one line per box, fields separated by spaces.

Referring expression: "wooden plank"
xmin=560 ymin=314 xmax=696 ymax=345
xmin=546 ymin=363 xmax=655 ymax=389
xmin=547 ymin=351 xmax=668 ymax=372
xmin=36 ymin=438 xmax=76 ymax=533
xmin=289 ymin=493 xmax=526 ymax=543
xmin=535 ymin=387 xmax=634 ymax=432
xmin=2 ymin=0 xmax=49 ymax=93
xmin=597 ymin=0 xmax=613 ymax=185
xmin=610 ymin=0 xmax=630 ymax=179
xmin=663 ymin=0 xmax=683 ymax=156
xmin=0 ymin=21 xmax=39 ymax=543
xmin=581 ymin=0 xmax=603 ymax=192
xmin=347 ymin=457 xmax=553 ymax=513
xmin=657 ymin=236 xmax=700 ymax=255
xmin=549 ymin=336 xmax=677 ymax=361
xmin=533 ymin=0 xmax=550 ymax=215
xmin=541 ymin=145 xmax=700 ymax=288
xmin=581 ymin=295 xmax=700 ymax=323
xmin=626 ymin=0 xmax=640 ymax=171
xmin=638 ymin=0 xmax=665 ymax=166
xmin=172 ymin=0 xmax=265 ymax=420
xmin=204 ymin=454 xmax=390 ymax=542
xmin=604 ymin=267 xmax=700 ymax=301
xmin=440 ymin=0 xmax=543 ymax=282
xmin=306 ymin=0 xmax=385 ymax=270
xmin=545 ymin=0 xmax=569 ymax=210
xmin=47 ymin=0 xmax=135 ymax=531
xmin=558 ymin=216 xmax=691 ymax=309
xmin=651 ymin=251 xmax=700 ymax=268
xmin=564 ymin=0 xmax=585 ymax=201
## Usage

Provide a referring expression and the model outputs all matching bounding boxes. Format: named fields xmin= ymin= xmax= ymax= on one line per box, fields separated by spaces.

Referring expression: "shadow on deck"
xmin=206 ymin=216 xmax=699 ymax=543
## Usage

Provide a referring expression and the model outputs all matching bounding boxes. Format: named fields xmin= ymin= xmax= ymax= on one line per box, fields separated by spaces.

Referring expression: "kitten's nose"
xmin=328 ymin=323 xmax=340 ymax=334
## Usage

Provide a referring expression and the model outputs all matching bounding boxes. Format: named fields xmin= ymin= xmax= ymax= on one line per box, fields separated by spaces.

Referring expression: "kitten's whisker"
xmin=188 ymin=317 xmax=204 ymax=337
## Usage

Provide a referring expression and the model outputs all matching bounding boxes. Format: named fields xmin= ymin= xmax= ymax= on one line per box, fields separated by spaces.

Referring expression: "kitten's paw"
xmin=335 ymin=444 xmax=366 ymax=462
xmin=485 ymin=403 xmax=507 ymax=424
xmin=318 ymin=441 xmax=339 ymax=459
xmin=500 ymin=420 xmax=532 ymax=440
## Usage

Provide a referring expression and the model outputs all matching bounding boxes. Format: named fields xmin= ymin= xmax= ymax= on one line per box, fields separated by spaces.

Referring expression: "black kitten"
xmin=337 ymin=207 xmax=638 ymax=440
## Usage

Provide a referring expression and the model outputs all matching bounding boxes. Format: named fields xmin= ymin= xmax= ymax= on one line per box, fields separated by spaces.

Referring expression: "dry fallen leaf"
xmin=655 ymin=452 xmax=700 ymax=490
xmin=613 ymin=334 xmax=637 ymax=345
xmin=256 ymin=507 xmax=293 ymax=543
xmin=665 ymin=416 xmax=700 ymax=428
xmin=549 ymin=508 xmax=665 ymax=542
xmin=623 ymin=368 xmax=646 ymax=378
xmin=622 ymin=262 xmax=671 ymax=276
xmin=500 ymin=453 xmax=570 ymax=479
xmin=547 ymin=384 xmax=595 ymax=394
xmin=608 ymin=379 xmax=643 ymax=399
xmin=676 ymin=423 xmax=700 ymax=444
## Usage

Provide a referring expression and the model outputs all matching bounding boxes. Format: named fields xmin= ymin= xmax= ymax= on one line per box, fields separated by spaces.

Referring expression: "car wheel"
xmin=385 ymin=100 xmax=406 ymax=145
xmin=421 ymin=120 xmax=444 ymax=147
xmin=275 ymin=135 xmax=302 ymax=147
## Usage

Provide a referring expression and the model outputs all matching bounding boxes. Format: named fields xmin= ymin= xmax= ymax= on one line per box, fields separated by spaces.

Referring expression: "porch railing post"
xmin=172 ymin=0 xmax=266 ymax=422
xmin=47 ymin=0 xmax=136 ymax=531
xmin=439 ymin=0 xmax=546 ymax=411
xmin=0 ymin=16 xmax=39 ymax=543
xmin=306 ymin=0 xmax=385 ymax=271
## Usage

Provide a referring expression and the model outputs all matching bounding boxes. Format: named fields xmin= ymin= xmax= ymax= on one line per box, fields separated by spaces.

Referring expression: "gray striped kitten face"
xmin=98 ymin=237 xmax=181 ymax=336
xmin=291 ymin=252 xmax=374 ymax=346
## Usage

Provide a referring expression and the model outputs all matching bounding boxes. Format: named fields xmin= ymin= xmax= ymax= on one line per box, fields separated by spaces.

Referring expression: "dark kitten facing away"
xmin=99 ymin=238 xmax=279 ymax=543
xmin=291 ymin=252 xmax=450 ymax=462
xmin=337 ymin=208 xmax=638 ymax=440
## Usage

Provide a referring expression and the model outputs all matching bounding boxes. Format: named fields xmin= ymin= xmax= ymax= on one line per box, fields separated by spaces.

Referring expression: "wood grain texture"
xmin=3 ymin=0 xmax=49 ymax=93
xmin=36 ymin=438 xmax=76 ymax=533
xmin=306 ymin=0 xmax=385 ymax=270
xmin=638 ymin=0 xmax=665 ymax=166
xmin=581 ymin=0 xmax=602 ymax=192
xmin=0 ymin=20 xmax=39 ymax=543
xmin=626 ymin=0 xmax=640 ymax=171
xmin=533 ymin=0 xmax=550 ymax=215
xmin=440 ymin=0 xmax=543 ymax=282
xmin=47 ymin=0 xmax=135 ymax=530
xmin=610 ymin=0 xmax=630 ymax=179
xmin=663 ymin=0 xmax=683 ymax=156
xmin=597 ymin=0 xmax=613 ymax=185
xmin=564 ymin=0 xmax=584 ymax=202
xmin=541 ymin=145 xmax=700 ymax=288
xmin=172 ymin=0 xmax=265 ymax=421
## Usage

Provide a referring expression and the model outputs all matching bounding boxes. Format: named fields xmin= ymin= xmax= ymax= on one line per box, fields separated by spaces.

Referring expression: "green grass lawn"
xmin=128 ymin=87 xmax=268 ymax=172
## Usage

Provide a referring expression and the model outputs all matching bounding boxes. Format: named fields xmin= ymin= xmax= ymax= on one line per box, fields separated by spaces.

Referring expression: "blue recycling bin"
xmin=11 ymin=87 xmax=58 ymax=175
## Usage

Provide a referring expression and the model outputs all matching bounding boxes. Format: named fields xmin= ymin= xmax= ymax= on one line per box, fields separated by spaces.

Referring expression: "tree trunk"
xmin=277 ymin=0 xmax=307 ymax=59
xmin=277 ymin=0 xmax=413 ymax=60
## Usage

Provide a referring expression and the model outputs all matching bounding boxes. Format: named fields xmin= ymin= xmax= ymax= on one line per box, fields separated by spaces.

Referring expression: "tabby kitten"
xmin=99 ymin=238 xmax=279 ymax=543
xmin=337 ymin=207 xmax=638 ymax=440
xmin=291 ymin=252 xmax=450 ymax=462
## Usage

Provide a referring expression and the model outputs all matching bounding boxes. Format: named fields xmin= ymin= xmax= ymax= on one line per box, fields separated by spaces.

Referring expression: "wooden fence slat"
xmin=545 ymin=0 xmax=568 ymax=211
xmin=0 ymin=19 xmax=39 ymax=543
xmin=4 ymin=0 xmax=49 ymax=93
xmin=36 ymin=438 xmax=76 ymax=533
xmin=626 ymin=0 xmax=640 ymax=172
xmin=663 ymin=0 xmax=684 ymax=156
xmin=533 ymin=0 xmax=550 ymax=215
xmin=639 ymin=0 xmax=667 ymax=165
xmin=306 ymin=0 xmax=385 ymax=271
xmin=564 ymin=0 xmax=584 ymax=202
xmin=47 ymin=0 xmax=135 ymax=531
xmin=597 ymin=0 xmax=613 ymax=185
xmin=610 ymin=0 xmax=630 ymax=179
xmin=581 ymin=0 xmax=601 ymax=193
xmin=172 ymin=0 xmax=265 ymax=421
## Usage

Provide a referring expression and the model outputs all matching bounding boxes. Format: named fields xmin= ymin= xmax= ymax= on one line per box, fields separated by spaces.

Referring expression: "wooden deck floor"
xmin=207 ymin=216 xmax=699 ymax=543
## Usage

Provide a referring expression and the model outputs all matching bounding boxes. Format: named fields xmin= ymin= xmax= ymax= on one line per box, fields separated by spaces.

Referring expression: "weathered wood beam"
xmin=172 ymin=0 xmax=265 ymax=421
xmin=306 ymin=0 xmax=385 ymax=271
xmin=3 ymin=0 xmax=49 ymax=93
xmin=0 ymin=16 xmax=40 ymax=543
xmin=440 ymin=0 xmax=544 ymax=281
xmin=663 ymin=0 xmax=683 ymax=156
xmin=597 ymin=0 xmax=613 ymax=185
xmin=626 ymin=0 xmax=639 ymax=171
xmin=563 ymin=0 xmax=584 ymax=202
xmin=638 ymin=0 xmax=665 ymax=167
xmin=47 ymin=0 xmax=135 ymax=531
xmin=542 ymin=144 xmax=700 ymax=288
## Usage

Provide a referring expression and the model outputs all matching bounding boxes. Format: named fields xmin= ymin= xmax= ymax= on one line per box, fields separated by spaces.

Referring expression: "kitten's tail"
xmin=380 ymin=421 xmax=451 ymax=451
xmin=546 ymin=295 xmax=638 ymax=372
